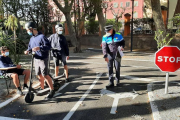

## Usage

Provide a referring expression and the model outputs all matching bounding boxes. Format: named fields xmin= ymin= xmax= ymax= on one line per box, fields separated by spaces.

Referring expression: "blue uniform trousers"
xmin=107 ymin=53 xmax=121 ymax=84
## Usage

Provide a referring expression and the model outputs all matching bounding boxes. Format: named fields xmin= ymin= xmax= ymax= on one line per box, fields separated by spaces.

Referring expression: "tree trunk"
xmin=97 ymin=9 xmax=106 ymax=36
xmin=14 ymin=29 xmax=17 ymax=64
xmin=115 ymin=18 xmax=119 ymax=32
xmin=64 ymin=12 xmax=81 ymax=52
xmin=14 ymin=17 xmax=23 ymax=38
xmin=151 ymin=0 xmax=166 ymax=35
xmin=91 ymin=0 xmax=106 ymax=36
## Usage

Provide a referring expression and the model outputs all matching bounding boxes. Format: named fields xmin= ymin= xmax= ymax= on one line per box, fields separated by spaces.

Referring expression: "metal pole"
xmin=131 ymin=0 xmax=134 ymax=52
xmin=165 ymin=72 xmax=169 ymax=94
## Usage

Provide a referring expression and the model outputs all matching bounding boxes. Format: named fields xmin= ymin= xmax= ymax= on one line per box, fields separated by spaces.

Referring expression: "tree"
xmin=26 ymin=0 xmax=52 ymax=35
xmin=2 ymin=0 xmax=26 ymax=37
xmin=0 ymin=0 xmax=3 ymax=19
xmin=5 ymin=15 xmax=19 ymax=63
xmin=109 ymin=4 xmax=128 ymax=31
xmin=3 ymin=0 xmax=52 ymax=36
xmin=150 ymin=0 xmax=166 ymax=36
xmin=53 ymin=0 xmax=81 ymax=52
xmin=91 ymin=0 xmax=106 ymax=36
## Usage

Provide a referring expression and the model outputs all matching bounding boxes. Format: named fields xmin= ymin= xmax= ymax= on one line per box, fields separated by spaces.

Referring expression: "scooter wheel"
xmin=54 ymin=83 xmax=60 ymax=91
xmin=25 ymin=92 xmax=34 ymax=103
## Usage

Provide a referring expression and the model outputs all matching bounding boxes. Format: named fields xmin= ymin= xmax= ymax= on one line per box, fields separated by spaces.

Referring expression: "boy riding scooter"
xmin=48 ymin=24 xmax=70 ymax=82
xmin=24 ymin=22 xmax=55 ymax=99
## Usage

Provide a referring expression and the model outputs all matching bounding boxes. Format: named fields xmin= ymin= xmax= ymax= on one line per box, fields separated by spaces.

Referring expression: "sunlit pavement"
xmin=0 ymin=48 xmax=180 ymax=120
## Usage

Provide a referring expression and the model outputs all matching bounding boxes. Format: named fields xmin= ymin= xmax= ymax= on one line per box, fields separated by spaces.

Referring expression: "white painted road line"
xmin=123 ymin=59 xmax=154 ymax=62
xmin=0 ymin=82 xmax=41 ymax=109
xmin=0 ymin=82 xmax=66 ymax=110
xmin=121 ymin=75 xmax=155 ymax=82
xmin=63 ymin=73 xmax=103 ymax=120
xmin=100 ymin=89 xmax=138 ymax=114
xmin=147 ymin=83 xmax=162 ymax=120
xmin=111 ymin=98 xmax=119 ymax=114
xmin=125 ymin=65 xmax=157 ymax=69
xmin=68 ymin=61 xmax=158 ymax=69
xmin=0 ymin=116 xmax=28 ymax=120
xmin=53 ymin=83 xmax=70 ymax=97
xmin=57 ymin=83 xmax=69 ymax=92
xmin=37 ymin=88 xmax=50 ymax=94
xmin=0 ymin=94 xmax=20 ymax=109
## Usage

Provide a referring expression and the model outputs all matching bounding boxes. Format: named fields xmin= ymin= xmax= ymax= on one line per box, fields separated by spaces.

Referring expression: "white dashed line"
xmin=148 ymin=83 xmax=162 ymax=120
xmin=63 ymin=73 xmax=103 ymax=120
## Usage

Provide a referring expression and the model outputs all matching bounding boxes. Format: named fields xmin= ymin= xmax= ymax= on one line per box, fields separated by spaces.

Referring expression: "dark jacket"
xmin=102 ymin=30 xmax=125 ymax=58
xmin=0 ymin=55 xmax=16 ymax=75
xmin=27 ymin=32 xmax=51 ymax=59
xmin=48 ymin=33 xmax=69 ymax=57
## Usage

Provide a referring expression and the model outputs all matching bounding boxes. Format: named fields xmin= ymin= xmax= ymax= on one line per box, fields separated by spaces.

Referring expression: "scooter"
xmin=48 ymin=48 xmax=67 ymax=81
xmin=25 ymin=51 xmax=37 ymax=103
xmin=25 ymin=51 xmax=62 ymax=103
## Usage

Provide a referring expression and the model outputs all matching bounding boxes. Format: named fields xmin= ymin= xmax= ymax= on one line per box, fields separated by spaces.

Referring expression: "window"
xmin=120 ymin=2 xmax=123 ymax=7
xmin=133 ymin=12 xmax=138 ymax=18
xmin=134 ymin=1 xmax=138 ymax=7
xmin=126 ymin=2 xmax=130 ymax=7
xmin=113 ymin=2 xmax=118 ymax=8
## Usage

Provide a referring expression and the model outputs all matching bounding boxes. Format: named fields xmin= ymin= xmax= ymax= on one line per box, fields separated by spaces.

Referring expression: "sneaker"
xmin=106 ymin=83 xmax=114 ymax=89
xmin=23 ymin=84 xmax=29 ymax=90
xmin=17 ymin=89 xmax=23 ymax=95
xmin=46 ymin=90 xmax=55 ymax=99
xmin=65 ymin=78 xmax=70 ymax=83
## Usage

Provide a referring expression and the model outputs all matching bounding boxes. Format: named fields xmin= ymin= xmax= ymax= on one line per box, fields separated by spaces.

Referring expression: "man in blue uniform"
xmin=102 ymin=25 xmax=125 ymax=89
xmin=48 ymin=24 xmax=69 ymax=82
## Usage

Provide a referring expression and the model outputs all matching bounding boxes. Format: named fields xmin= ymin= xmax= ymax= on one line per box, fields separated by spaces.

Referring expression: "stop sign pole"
xmin=155 ymin=46 xmax=180 ymax=94
xmin=165 ymin=72 xmax=169 ymax=94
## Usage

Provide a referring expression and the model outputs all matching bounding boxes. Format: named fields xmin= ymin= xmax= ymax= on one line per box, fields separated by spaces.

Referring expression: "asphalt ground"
xmin=0 ymin=48 xmax=180 ymax=120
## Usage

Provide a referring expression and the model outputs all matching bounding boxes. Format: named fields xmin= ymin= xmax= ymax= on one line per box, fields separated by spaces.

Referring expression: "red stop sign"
xmin=155 ymin=46 xmax=180 ymax=72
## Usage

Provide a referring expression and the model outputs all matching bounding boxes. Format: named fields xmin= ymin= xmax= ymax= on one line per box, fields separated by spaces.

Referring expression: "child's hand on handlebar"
xmin=32 ymin=47 xmax=40 ymax=51
xmin=24 ymin=51 xmax=29 ymax=55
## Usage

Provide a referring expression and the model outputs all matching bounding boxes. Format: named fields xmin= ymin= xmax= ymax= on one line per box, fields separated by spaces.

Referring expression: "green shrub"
xmin=0 ymin=34 xmax=27 ymax=64
xmin=106 ymin=19 xmax=122 ymax=32
xmin=85 ymin=20 xmax=99 ymax=34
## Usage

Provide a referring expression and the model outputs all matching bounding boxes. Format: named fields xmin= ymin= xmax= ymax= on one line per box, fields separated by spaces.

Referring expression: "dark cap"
xmin=25 ymin=22 xmax=37 ymax=29
xmin=104 ymin=25 xmax=113 ymax=32
xmin=55 ymin=24 xmax=63 ymax=30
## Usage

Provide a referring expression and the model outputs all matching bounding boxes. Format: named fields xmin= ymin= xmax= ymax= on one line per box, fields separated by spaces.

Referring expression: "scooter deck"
xmin=44 ymin=91 xmax=62 ymax=102
xmin=53 ymin=75 xmax=65 ymax=80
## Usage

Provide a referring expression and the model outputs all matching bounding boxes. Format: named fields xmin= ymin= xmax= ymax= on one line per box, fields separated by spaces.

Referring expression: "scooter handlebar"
xmin=28 ymin=51 xmax=36 ymax=55
xmin=51 ymin=48 xmax=58 ymax=50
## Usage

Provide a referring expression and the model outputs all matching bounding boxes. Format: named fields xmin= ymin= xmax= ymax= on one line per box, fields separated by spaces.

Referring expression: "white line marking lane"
xmin=0 ymin=116 xmax=28 ymax=120
xmin=148 ymin=83 xmax=161 ymax=120
xmin=0 ymin=94 xmax=20 ymax=109
xmin=0 ymin=83 xmax=70 ymax=119
xmin=63 ymin=73 xmax=103 ymax=120
xmin=0 ymin=83 xmax=40 ymax=109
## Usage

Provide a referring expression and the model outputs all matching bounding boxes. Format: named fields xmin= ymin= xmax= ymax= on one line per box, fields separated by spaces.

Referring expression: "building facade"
xmin=104 ymin=0 xmax=144 ymax=20
xmin=48 ymin=0 xmax=179 ymax=35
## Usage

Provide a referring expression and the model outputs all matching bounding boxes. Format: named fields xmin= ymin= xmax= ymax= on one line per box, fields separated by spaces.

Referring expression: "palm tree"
xmin=5 ymin=15 xmax=18 ymax=63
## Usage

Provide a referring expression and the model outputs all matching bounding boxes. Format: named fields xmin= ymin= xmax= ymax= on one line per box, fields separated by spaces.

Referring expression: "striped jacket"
xmin=102 ymin=30 xmax=125 ymax=58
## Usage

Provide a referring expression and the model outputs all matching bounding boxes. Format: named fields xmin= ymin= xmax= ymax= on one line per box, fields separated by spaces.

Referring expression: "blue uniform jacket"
xmin=102 ymin=30 xmax=125 ymax=58
xmin=27 ymin=32 xmax=51 ymax=59
xmin=0 ymin=55 xmax=16 ymax=75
